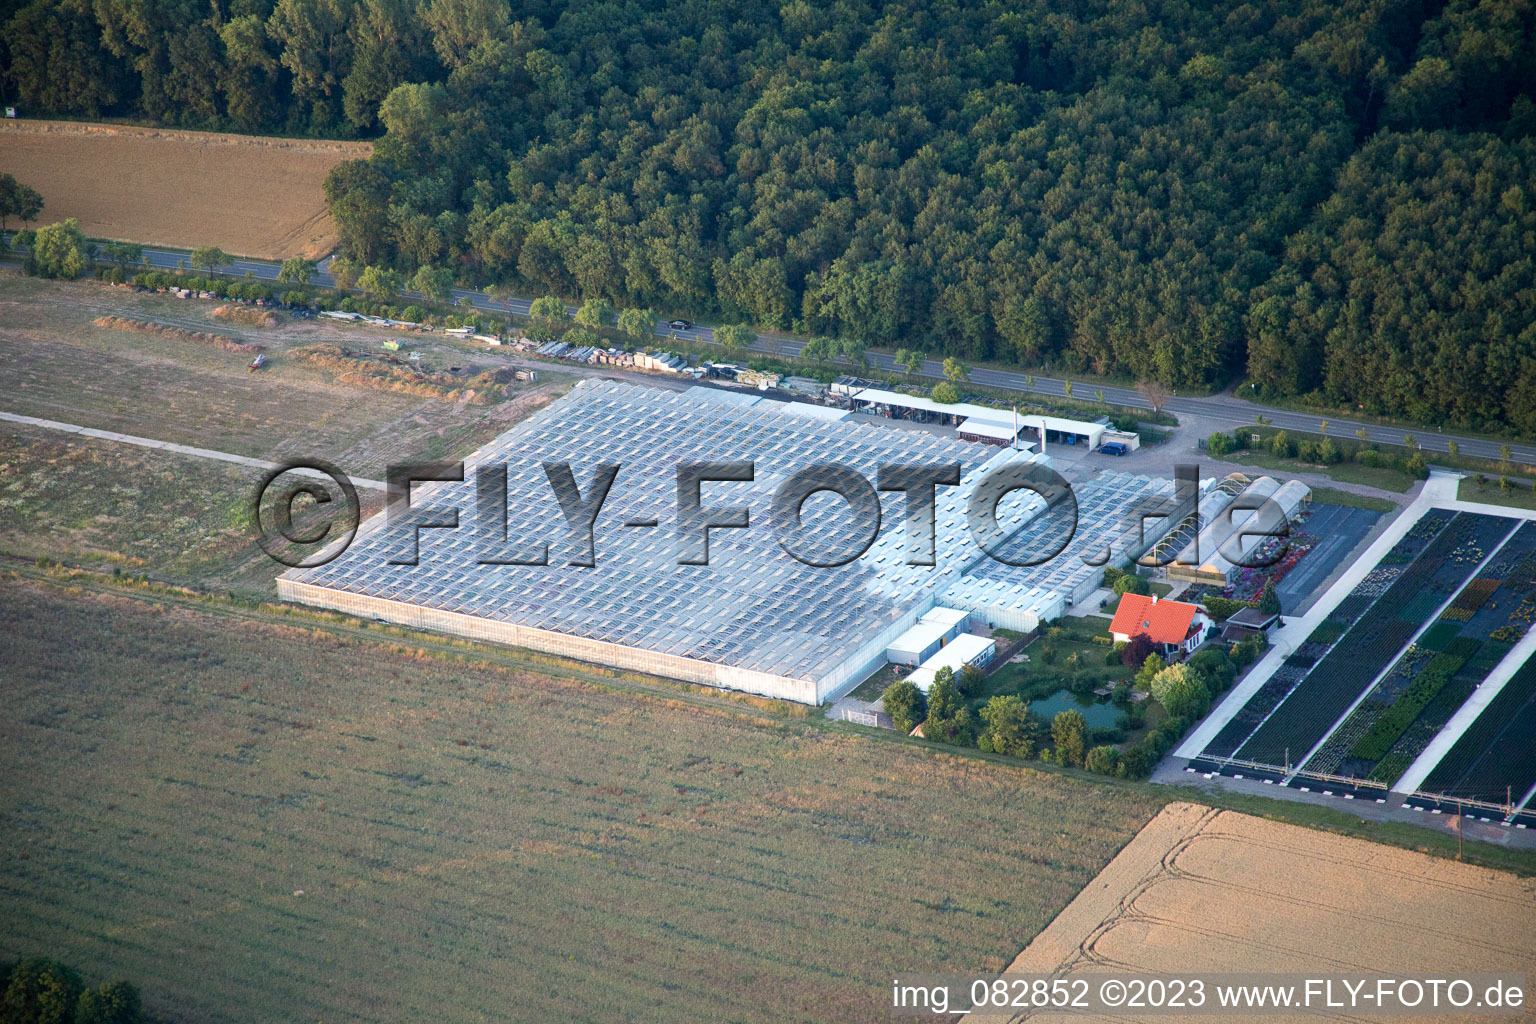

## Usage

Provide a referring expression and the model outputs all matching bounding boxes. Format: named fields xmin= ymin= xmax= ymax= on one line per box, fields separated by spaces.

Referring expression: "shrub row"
xmin=1209 ymin=427 xmax=1431 ymax=479
xmin=1351 ymin=642 xmax=1477 ymax=761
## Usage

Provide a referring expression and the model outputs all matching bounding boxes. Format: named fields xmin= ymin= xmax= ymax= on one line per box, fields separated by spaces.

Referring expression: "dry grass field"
xmin=0 ymin=119 xmax=370 ymax=259
xmin=0 ymin=275 xmax=556 ymax=478
xmin=0 ymin=420 xmax=393 ymax=597
xmin=0 ymin=575 xmax=1164 ymax=1023
xmin=0 ymin=274 xmax=564 ymax=596
xmin=977 ymin=801 xmax=1536 ymax=1023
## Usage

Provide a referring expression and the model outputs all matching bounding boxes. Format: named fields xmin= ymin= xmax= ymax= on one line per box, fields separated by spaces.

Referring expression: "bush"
xmin=24 ymin=218 xmax=90 ymax=278
xmin=1187 ymin=648 xmax=1235 ymax=691
xmin=1085 ymin=745 xmax=1120 ymax=775
xmin=1206 ymin=431 xmax=1236 ymax=456
xmin=1257 ymin=580 xmax=1281 ymax=616
xmin=0 ymin=957 xmax=143 ymax=1024
xmin=530 ymin=295 xmax=569 ymax=323
xmin=931 ymin=381 xmax=960 ymax=403
xmin=1134 ymin=652 xmax=1165 ymax=691
xmin=923 ymin=670 xmax=973 ymax=745
xmin=1112 ymin=574 xmax=1150 ymax=597
xmin=1116 ymin=745 xmax=1151 ymax=778
xmin=980 ymin=695 xmax=1037 ymax=758
xmin=575 ymin=297 xmax=615 ymax=327
xmin=1120 ymin=634 xmax=1154 ymax=668
xmin=1231 ymin=633 xmax=1265 ymax=667
xmin=1051 ymin=709 xmax=1088 ymax=767
xmin=957 ymin=663 xmax=984 ymax=699
xmin=1201 ymin=595 xmax=1253 ymax=620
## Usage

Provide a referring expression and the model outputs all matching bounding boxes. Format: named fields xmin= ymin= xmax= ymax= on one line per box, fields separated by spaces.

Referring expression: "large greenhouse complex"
xmin=279 ymin=380 xmax=1280 ymax=703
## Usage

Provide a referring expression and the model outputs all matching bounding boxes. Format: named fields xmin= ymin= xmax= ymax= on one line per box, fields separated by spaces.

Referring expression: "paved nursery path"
xmin=0 ymin=410 xmax=387 ymax=490
xmin=1169 ymin=470 xmax=1536 ymax=822
xmin=1173 ymin=474 xmax=1464 ymax=763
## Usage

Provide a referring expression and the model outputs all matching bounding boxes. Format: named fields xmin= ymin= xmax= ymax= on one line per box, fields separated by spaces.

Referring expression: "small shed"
xmin=1227 ymin=607 xmax=1279 ymax=632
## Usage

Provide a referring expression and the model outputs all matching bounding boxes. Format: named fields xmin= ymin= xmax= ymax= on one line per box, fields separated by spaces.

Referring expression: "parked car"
xmin=1097 ymin=441 xmax=1129 ymax=456
xmin=669 ymin=319 xmax=693 ymax=330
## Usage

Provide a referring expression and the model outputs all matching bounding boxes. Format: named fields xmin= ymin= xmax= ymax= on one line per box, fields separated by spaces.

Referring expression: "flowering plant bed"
xmin=1235 ymin=512 xmax=1510 ymax=768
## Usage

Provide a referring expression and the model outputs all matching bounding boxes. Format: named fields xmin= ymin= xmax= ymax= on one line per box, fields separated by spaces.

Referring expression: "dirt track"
xmin=974 ymin=802 xmax=1536 ymax=1023
xmin=0 ymin=119 xmax=370 ymax=259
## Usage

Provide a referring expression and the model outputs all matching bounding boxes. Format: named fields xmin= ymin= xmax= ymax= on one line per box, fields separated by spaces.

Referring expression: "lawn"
xmin=1223 ymin=448 xmax=1417 ymax=493
xmin=1459 ymin=476 xmax=1536 ymax=511
xmin=976 ymin=616 xmax=1133 ymax=706
xmin=1308 ymin=486 xmax=1399 ymax=512
xmin=0 ymin=575 xmax=1163 ymax=1024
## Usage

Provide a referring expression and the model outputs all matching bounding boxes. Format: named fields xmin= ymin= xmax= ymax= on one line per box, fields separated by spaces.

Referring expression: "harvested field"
xmin=0 ymin=421 xmax=384 ymax=597
xmin=93 ymin=315 xmax=260 ymax=353
xmin=976 ymin=802 xmax=1536 ymax=1023
xmin=0 ymin=119 xmax=370 ymax=259
xmin=0 ymin=576 xmax=1162 ymax=1023
xmin=0 ymin=276 xmax=547 ymax=478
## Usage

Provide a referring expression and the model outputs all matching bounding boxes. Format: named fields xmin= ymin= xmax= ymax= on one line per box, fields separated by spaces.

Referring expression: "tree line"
xmin=1 ymin=957 xmax=144 ymax=1023
xmin=2 ymin=0 xmax=1533 ymax=429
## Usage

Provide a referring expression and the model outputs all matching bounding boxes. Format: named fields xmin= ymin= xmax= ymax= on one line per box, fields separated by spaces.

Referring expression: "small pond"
xmin=1029 ymin=689 xmax=1124 ymax=729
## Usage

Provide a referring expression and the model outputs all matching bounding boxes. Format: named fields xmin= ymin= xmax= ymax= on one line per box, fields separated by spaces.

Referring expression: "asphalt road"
xmin=135 ymin=246 xmax=1536 ymax=467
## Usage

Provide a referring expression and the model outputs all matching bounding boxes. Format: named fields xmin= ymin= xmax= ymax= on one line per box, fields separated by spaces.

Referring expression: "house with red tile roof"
xmin=1109 ymin=593 xmax=1212 ymax=660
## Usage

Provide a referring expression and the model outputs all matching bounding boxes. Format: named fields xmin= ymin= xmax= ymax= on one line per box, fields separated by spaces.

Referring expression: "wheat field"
xmin=0 ymin=120 xmax=370 ymax=259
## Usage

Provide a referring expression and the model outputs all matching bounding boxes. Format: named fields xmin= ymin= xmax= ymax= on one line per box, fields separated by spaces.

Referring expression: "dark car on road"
xmin=1097 ymin=441 xmax=1129 ymax=456
xmin=669 ymin=319 xmax=693 ymax=330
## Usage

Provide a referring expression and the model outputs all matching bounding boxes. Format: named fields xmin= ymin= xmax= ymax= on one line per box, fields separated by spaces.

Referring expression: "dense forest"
xmin=3 ymin=0 xmax=1534 ymax=429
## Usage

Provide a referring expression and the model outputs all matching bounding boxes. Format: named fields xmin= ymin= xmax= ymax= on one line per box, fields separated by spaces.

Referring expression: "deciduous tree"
xmin=1150 ymin=663 xmax=1211 ymax=718
xmin=882 ymin=679 xmax=926 ymax=734
xmin=1051 ymin=709 xmax=1087 ymax=767
xmin=26 ymin=219 xmax=90 ymax=278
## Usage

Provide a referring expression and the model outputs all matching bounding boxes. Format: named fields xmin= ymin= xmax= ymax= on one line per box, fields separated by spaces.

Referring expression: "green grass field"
xmin=1308 ymin=486 xmax=1400 ymax=512
xmin=0 ymin=575 xmax=1163 ymax=1023
xmin=981 ymin=616 xmax=1132 ymax=700
xmin=1225 ymin=447 xmax=1418 ymax=493
xmin=1459 ymin=475 xmax=1536 ymax=511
